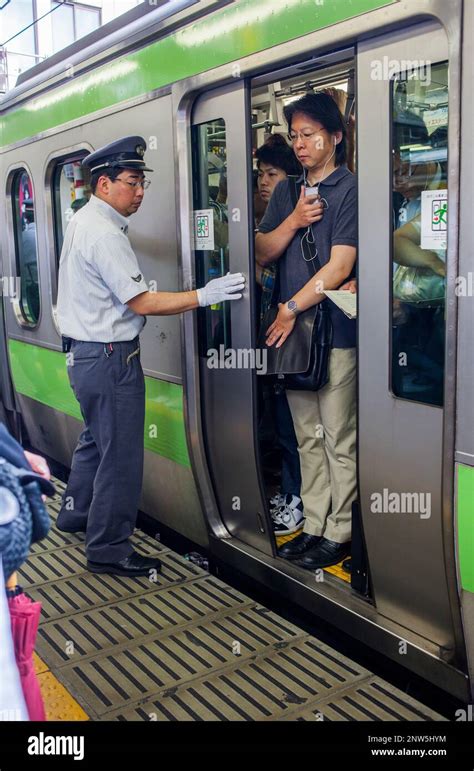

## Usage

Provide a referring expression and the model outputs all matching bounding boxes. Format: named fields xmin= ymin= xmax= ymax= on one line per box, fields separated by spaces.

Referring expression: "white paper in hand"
xmin=323 ymin=290 xmax=357 ymax=319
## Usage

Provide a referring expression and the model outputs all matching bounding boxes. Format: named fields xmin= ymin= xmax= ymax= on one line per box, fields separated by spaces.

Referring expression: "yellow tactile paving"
xmin=36 ymin=671 xmax=89 ymax=721
xmin=275 ymin=527 xmax=304 ymax=547
xmin=324 ymin=561 xmax=351 ymax=582
xmin=33 ymin=652 xmax=49 ymax=675
xmin=275 ymin=529 xmax=351 ymax=583
xmin=33 ymin=649 xmax=89 ymax=720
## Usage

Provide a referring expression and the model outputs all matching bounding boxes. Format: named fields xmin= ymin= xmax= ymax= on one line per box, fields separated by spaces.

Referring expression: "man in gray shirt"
xmin=57 ymin=136 xmax=244 ymax=577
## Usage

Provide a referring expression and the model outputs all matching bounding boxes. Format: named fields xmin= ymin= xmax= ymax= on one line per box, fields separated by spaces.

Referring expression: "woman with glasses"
xmin=255 ymin=93 xmax=357 ymax=570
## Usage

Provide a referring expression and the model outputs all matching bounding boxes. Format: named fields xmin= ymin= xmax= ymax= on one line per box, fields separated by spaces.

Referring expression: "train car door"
xmin=188 ymin=82 xmax=272 ymax=554
xmin=357 ymin=22 xmax=465 ymax=663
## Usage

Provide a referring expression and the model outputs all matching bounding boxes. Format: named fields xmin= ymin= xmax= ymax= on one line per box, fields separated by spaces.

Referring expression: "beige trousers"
xmin=286 ymin=347 xmax=357 ymax=544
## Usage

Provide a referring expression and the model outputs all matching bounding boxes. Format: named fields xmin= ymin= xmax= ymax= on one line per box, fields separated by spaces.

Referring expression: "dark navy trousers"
xmin=57 ymin=338 xmax=145 ymax=563
xmin=273 ymin=388 xmax=302 ymax=498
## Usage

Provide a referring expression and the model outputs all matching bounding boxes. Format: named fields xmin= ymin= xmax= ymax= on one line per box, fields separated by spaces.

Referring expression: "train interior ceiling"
xmin=250 ymin=59 xmax=355 ymax=152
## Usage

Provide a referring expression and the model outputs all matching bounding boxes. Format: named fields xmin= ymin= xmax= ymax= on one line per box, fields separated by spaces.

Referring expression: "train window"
xmin=191 ymin=117 xmax=231 ymax=355
xmin=11 ymin=169 xmax=40 ymax=326
xmin=52 ymin=157 xmax=91 ymax=262
xmin=391 ymin=61 xmax=448 ymax=407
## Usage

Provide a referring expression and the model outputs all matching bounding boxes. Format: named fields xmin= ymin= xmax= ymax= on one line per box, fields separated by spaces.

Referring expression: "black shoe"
xmin=278 ymin=532 xmax=322 ymax=560
xmin=295 ymin=537 xmax=351 ymax=570
xmin=87 ymin=551 xmax=162 ymax=577
xmin=56 ymin=521 xmax=86 ymax=534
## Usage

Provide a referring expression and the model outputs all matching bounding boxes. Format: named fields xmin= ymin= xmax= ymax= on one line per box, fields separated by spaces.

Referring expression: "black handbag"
xmin=257 ymin=180 xmax=333 ymax=391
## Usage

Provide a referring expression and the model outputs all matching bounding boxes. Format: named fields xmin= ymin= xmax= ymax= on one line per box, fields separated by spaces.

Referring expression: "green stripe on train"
xmin=457 ymin=464 xmax=474 ymax=593
xmin=0 ymin=0 xmax=395 ymax=147
xmin=8 ymin=338 xmax=191 ymax=468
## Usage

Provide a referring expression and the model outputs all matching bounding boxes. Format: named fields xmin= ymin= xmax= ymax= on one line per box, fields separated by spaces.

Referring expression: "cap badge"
xmin=136 ymin=145 xmax=145 ymax=157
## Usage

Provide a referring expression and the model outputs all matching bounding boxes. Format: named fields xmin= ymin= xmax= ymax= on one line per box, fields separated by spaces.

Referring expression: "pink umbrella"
xmin=7 ymin=583 xmax=46 ymax=721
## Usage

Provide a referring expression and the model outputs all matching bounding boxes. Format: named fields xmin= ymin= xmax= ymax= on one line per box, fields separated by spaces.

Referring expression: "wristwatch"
xmin=286 ymin=299 xmax=298 ymax=315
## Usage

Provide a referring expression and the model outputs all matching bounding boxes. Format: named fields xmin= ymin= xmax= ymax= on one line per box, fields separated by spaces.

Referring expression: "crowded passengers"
xmin=255 ymin=92 xmax=357 ymax=570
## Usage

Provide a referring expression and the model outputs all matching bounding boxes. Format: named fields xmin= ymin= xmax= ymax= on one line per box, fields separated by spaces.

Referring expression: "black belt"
xmin=61 ymin=336 xmax=139 ymax=353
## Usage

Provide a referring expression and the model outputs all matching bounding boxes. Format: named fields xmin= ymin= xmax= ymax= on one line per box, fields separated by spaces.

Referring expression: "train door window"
xmin=391 ymin=61 xmax=448 ymax=407
xmin=52 ymin=157 xmax=91 ymax=263
xmin=191 ymin=117 xmax=231 ymax=354
xmin=11 ymin=169 xmax=40 ymax=326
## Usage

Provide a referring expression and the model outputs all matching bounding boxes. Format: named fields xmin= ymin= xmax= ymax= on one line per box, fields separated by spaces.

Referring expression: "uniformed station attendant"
xmin=56 ymin=136 xmax=245 ymax=578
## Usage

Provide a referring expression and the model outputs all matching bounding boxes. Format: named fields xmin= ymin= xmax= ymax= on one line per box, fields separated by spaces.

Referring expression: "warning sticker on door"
xmin=421 ymin=189 xmax=447 ymax=251
xmin=194 ymin=209 xmax=214 ymax=250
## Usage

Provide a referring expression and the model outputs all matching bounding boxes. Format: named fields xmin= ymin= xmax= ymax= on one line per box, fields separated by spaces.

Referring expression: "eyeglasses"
xmin=287 ymin=129 xmax=324 ymax=144
xmin=114 ymin=178 xmax=151 ymax=190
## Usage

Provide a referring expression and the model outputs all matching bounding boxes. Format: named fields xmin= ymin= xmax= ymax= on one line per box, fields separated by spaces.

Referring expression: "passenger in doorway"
xmin=255 ymin=134 xmax=303 ymax=319
xmin=255 ymin=92 xmax=357 ymax=569
xmin=254 ymin=134 xmax=306 ymax=536
xmin=253 ymin=169 xmax=267 ymax=229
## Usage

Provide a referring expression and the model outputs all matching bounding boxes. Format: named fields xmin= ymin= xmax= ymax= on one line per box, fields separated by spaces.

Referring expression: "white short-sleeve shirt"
xmin=57 ymin=195 xmax=149 ymax=342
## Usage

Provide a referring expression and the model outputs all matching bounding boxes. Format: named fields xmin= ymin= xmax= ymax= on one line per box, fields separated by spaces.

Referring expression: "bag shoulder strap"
xmin=266 ymin=178 xmax=297 ymax=306
xmin=288 ymin=176 xmax=299 ymax=209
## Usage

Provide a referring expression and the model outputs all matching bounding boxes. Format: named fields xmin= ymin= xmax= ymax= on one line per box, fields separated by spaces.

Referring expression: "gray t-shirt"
xmin=258 ymin=166 xmax=357 ymax=348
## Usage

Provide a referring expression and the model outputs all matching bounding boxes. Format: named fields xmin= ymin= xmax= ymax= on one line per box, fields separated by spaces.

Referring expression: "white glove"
xmin=197 ymin=272 xmax=245 ymax=307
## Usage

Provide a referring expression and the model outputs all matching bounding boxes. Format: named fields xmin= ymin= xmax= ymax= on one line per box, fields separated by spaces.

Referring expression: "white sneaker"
xmin=272 ymin=494 xmax=305 ymax=535
xmin=269 ymin=492 xmax=285 ymax=513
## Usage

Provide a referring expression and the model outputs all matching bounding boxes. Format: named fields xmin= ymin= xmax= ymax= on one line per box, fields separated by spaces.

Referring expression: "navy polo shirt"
xmin=258 ymin=166 xmax=357 ymax=348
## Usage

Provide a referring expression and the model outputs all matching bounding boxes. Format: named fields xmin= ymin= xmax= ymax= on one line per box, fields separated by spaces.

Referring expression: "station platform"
xmin=21 ymin=479 xmax=445 ymax=722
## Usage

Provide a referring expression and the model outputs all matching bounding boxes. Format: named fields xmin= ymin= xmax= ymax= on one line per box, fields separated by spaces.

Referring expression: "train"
xmin=0 ymin=0 xmax=473 ymax=703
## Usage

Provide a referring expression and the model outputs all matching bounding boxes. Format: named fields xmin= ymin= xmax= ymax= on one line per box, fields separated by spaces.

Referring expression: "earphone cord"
xmin=301 ymin=142 xmax=337 ymax=261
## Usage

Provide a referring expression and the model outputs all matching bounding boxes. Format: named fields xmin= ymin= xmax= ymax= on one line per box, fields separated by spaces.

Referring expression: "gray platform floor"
xmin=20 ymin=479 xmax=445 ymax=721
